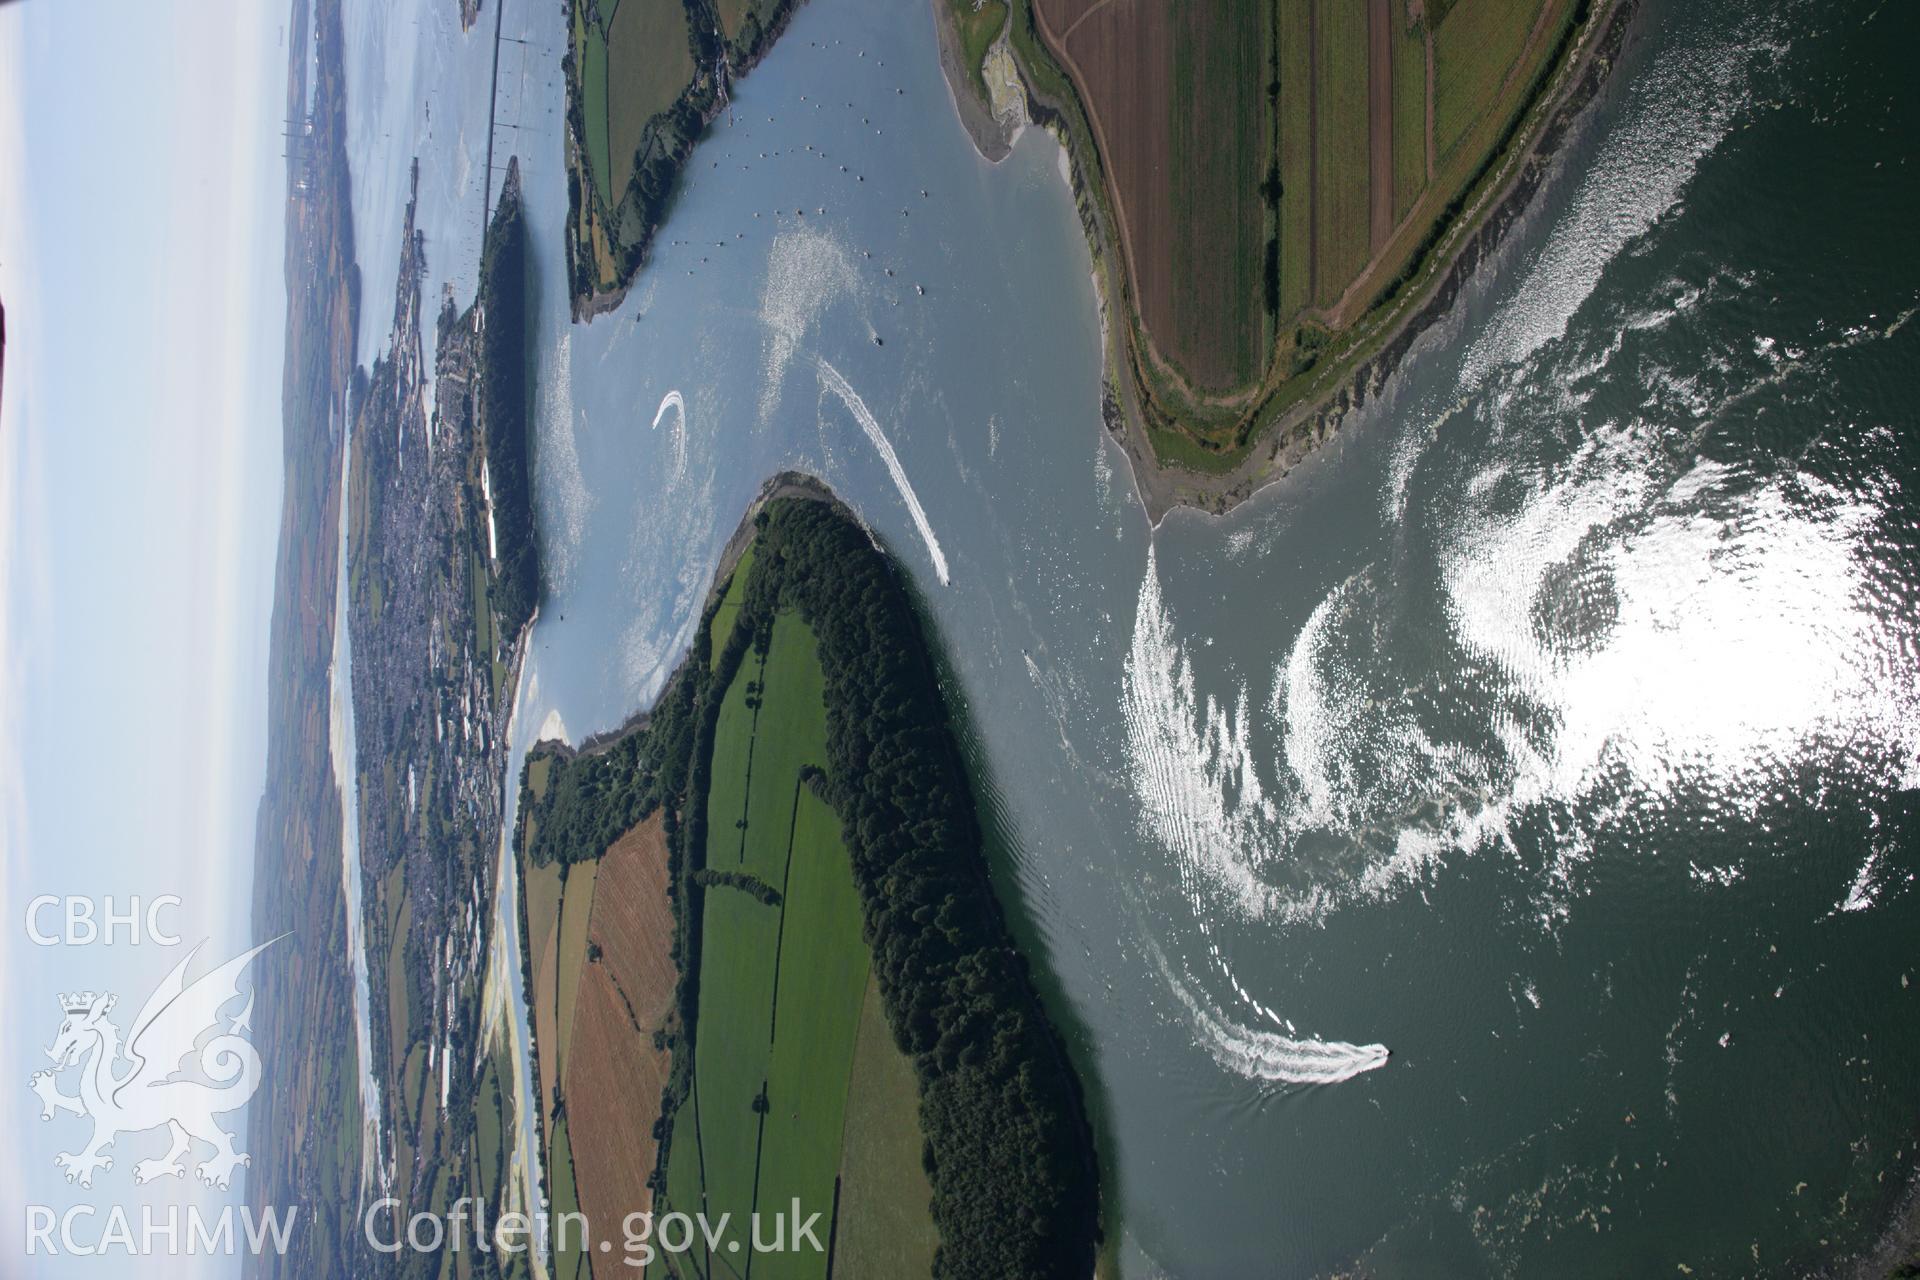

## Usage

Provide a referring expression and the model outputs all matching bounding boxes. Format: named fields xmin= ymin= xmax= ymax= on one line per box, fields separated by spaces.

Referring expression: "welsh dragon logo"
xmin=28 ymin=937 xmax=281 ymax=1191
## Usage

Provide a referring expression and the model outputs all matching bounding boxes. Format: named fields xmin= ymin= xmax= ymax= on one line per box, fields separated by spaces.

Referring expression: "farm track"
xmin=1034 ymin=0 xmax=1174 ymax=381
xmin=1020 ymin=0 xmax=1628 ymax=519
xmin=1500 ymin=0 xmax=1563 ymax=102
xmin=1326 ymin=0 xmax=1565 ymax=327
xmin=1059 ymin=0 xmax=1119 ymax=42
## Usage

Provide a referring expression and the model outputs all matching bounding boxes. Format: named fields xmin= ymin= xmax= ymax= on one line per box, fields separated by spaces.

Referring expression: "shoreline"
xmin=1029 ymin=0 xmax=1640 ymax=524
xmin=932 ymin=0 xmax=1018 ymax=163
xmin=532 ymin=470 xmax=846 ymax=764
xmin=1839 ymin=1160 xmax=1920 ymax=1279
xmin=515 ymin=476 xmax=1104 ymax=1273
xmin=565 ymin=0 xmax=808 ymax=324
xmin=565 ymin=0 xmax=1640 ymax=518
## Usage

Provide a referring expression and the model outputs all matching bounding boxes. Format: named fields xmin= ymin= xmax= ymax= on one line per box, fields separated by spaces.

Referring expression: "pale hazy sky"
xmin=0 ymin=0 xmax=289 ymax=1272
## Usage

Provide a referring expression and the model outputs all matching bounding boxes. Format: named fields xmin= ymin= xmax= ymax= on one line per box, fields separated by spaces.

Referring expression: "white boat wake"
xmin=1160 ymin=953 xmax=1389 ymax=1085
xmin=650 ymin=388 xmax=688 ymax=477
xmin=650 ymin=388 xmax=684 ymax=431
xmin=759 ymin=228 xmax=858 ymax=427
xmin=748 ymin=226 xmax=948 ymax=585
xmin=815 ymin=358 xmax=951 ymax=586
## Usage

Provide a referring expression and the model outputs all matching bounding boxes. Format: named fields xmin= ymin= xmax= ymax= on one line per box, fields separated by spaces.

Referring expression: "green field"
xmin=708 ymin=546 xmax=755 ymax=666
xmin=690 ymin=871 xmax=781 ymax=1224
xmin=1434 ymin=0 xmax=1546 ymax=162
xmin=752 ymin=787 xmax=870 ymax=1280
xmin=702 ymin=644 xmax=755 ymax=868
xmin=1169 ymin=0 xmax=1270 ymax=388
xmin=578 ymin=12 xmax=611 ymax=209
xmin=474 ymin=1054 xmax=506 ymax=1208
xmin=572 ymin=0 xmax=695 ymax=210
xmin=554 ymin=858 xmax=599 ymax=1077
xmin=1276 ymin=0 xmax=1315 ymax=319
xmin=831 ymin=976 xmax=941 ymax=1279
xmin=381 ymin=861 xmax=411 ymax=1086
xmin=523 ymin=859 xmax=563 ymax=969
xmin=692 ymin=614 xmax=842 ymax=1258
xmin=1312 ymin=0 xmax=1373 ymax=306
xmin=659 ymin=1084 xmax=711 ymax=1277
xmin=549 ymin=1115 xmax=590 ymax=1280
xmin=605 ymin=0 xmax=694 ymax=199
xmin=659 ymin=602 xmax=934 ymax=1277
xmin=521 ymin=754 xmax=552 ymax=853
xmin=740 ymin=618 xmax=829 ymax=879
xmin=1391 ymin=13 xmax=1428 ymax=222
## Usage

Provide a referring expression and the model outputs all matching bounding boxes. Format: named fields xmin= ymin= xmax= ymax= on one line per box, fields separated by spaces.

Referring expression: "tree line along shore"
xmin=558 ymin=0 xmax=1634 ymax=516
xmin=516 ymin=490 xmax=1103 ymax=1279
xmin=563 ymin=0 xmax=803 ymax=319
xmin=932 ymin=0 xmax=1635 ymax=518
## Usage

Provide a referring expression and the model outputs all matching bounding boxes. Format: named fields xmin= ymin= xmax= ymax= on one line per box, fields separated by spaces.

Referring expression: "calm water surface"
xmin=338 ymin=0 xmax=1920 ymax=1273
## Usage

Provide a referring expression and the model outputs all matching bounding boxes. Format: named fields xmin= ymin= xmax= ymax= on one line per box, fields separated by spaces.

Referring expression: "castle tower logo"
xmin=28 ymin=937 xmax=281 ymax=1191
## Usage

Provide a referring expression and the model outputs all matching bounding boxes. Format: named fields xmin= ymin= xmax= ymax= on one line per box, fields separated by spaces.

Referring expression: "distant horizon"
xmin=3 ymin=0 xmax=1917 ymax=1276
xmin=0 ymin=2 xmax=288 ymax=1273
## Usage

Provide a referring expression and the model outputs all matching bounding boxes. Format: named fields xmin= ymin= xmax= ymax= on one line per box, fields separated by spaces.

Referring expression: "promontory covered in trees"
xmin=513 ymin=483 xmax=1103 ymax=1278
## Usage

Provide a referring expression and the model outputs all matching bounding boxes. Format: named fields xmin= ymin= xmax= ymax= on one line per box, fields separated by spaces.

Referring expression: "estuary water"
xmin=336 ymin=0 xmax=1920 ymax=1273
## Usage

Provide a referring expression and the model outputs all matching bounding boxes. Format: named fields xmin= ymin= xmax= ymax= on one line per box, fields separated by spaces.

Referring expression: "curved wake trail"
xmin=650 ymin=388 xmax=684 ymax=431
xmin=1167 ymin=962 xmax=1389 ymax=1085
xmin=651 ymin=388 xmax=688 ymax=477
xmin=814 ymin=358 xmax=951 ymax=585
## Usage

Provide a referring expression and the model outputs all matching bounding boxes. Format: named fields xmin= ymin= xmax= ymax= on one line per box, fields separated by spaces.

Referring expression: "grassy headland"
xmin=942 ymin=0 xmax=1635 ymax=517
xmin=515 ymin=482 xmax=1102 ymax=1277
xmin=564 ymin=0 xmax=804 ymax=319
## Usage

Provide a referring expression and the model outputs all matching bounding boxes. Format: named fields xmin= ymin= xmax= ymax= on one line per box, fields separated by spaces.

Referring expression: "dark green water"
xmin=429 ymin=0 xmax=1920 ymax=1272
xmin=1116 ymin=3 xmax=1920 ymax=1272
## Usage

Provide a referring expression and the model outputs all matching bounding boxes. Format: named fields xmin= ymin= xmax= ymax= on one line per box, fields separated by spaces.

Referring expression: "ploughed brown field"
xmin=1038 ymin=0 xmax=1270 ymax=392
xmin=563 ymin=814 xmax=679 ymax=1233
xmin=1031 ymin=0 xmax=1574 ymax=428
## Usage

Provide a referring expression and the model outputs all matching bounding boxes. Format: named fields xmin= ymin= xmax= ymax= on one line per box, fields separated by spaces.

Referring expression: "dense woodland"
xmin=519 ymin=493 xmax=1101 ymax=1280
xmin=477 ymin=170 xmax=540 ymax=637
xmin=744 ymin=499 xmax=1101 ymax=1279
xmin=520 ymin=663 xmax=696 ymax=873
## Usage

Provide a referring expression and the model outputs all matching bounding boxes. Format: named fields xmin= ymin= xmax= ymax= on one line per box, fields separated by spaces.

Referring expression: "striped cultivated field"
xmin=653 ymin=609 xmax=936 ymax=1280
xmin=1028 ymin=0 xmax=1583 ymax=448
